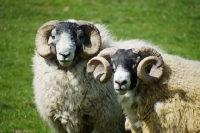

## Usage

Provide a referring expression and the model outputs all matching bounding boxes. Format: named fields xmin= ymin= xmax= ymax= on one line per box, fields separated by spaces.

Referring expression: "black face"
xmin=111 ymin=49 xmax=141 ymax=90
xmin=52 ymin=22 xmax=85 ymax=55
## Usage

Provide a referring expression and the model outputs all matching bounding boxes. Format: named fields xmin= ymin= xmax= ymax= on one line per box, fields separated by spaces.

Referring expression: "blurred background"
xmin=0 ymin=0 xmax=199 ymax=132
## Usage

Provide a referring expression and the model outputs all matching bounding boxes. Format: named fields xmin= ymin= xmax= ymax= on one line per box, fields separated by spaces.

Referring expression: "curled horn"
xmin=76 ymin=20 xmax=101 ymax=59
xmin=135 ymin=46 xmax=164 ymax=84
xmin=35 ymin=20 xmax=59 ymax=59
xmin=87 ymin=47 xmax=117 ymax=83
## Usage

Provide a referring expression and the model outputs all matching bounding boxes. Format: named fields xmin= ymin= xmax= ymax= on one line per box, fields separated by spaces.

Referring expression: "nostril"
xmin=121 ymin=80 xmax=127 ymax=85
xmin=59 ymin=52 xmax=71 ymax=59
xmin=115 ymin=80 xmax=127 ymax=86
xmin=115 ymin=81 xmax=120 ymax=85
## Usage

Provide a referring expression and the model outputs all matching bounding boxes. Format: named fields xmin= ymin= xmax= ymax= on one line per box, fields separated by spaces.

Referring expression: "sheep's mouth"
xmin=115 ymin=89 xmax=127 ymax=95
xmin=59 ymin=60 xmax=72 ymax=67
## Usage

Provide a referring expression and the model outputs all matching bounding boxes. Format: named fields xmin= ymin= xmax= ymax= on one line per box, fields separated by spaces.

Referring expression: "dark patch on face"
xmin=53 ymin=22 xmax=85 ymax=57
xmin=111 ymin=49 xmax=141 ymax=90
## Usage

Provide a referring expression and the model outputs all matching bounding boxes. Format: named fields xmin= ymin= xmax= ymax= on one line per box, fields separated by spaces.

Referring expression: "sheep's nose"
xmin=115 ymin=80 xmax=127 ymax=88
xmin=59 ymin=52 xmax=71 ymax=59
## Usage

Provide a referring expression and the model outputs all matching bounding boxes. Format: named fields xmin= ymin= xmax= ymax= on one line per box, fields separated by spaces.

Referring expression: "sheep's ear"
xmin=87 ymin=57 xmax=112 ymax=83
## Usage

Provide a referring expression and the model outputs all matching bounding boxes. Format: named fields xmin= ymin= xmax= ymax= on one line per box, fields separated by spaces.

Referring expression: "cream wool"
xmin=87 ymin=45 xmax=200 ymax=133
xmin=33 ymin=20 xmax=164 ymax=133
xmin=33 ymin=22 xmax=127 ymax=133
xmin=118 ymin=54 xmax=200 ymax=133
xmin=33 ymin=54 xmax=125 ymax=133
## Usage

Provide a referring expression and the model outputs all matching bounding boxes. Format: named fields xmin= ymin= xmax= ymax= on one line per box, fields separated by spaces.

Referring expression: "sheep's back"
xmin=141 ymin=54 xmax=200 ymax=132
xmin=162 ymin=54 xmax=200 ymax=95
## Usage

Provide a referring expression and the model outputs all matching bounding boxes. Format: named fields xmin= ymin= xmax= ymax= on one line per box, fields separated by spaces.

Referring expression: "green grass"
xmin=0 ymin=0 xmax=199 ymax=132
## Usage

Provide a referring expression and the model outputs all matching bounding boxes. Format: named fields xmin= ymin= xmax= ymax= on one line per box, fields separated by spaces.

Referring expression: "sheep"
xmin=33 ymin=19 xmax=164 ymax=133
xmin=33 ymin=20 xmax=130 ymax=133
xmin=87 ymin=46 xmax=200 ymax=133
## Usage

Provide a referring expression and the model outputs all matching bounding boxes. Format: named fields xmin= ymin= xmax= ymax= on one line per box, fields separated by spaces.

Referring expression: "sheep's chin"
xmin=116 ymin=90 xmax=127 ymax=95
xmin=59 ymin=61 xmax=72 ymax=67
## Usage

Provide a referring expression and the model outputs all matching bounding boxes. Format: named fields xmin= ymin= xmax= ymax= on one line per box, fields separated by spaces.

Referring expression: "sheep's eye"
xmin=112 ymin=64 xmax=116 ymax=73
xmin=78 ymin=34 xmax=84 ymax=40
xmin=51 ymin=36 xmax=55 ymax=39
xmin=112 ymin=68 xmax=115 ymax=73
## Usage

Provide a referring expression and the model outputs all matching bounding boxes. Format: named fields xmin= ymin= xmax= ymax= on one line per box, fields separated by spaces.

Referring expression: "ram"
xmin=87 ymin=46 xmax=200 ymax=133
xmin=32 ymin=20 xmax=129 ymax=133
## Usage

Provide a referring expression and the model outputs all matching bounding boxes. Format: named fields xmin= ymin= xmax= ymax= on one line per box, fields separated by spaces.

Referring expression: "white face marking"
xmin=113 ymin=65 xmax=131 ymax=95
xmin=56 ymin=33 xmax=76 ymax=67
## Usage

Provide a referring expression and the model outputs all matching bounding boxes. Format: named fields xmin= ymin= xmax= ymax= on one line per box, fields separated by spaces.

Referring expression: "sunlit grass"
xmin=0 ymin=0 xmax=199 ymax=132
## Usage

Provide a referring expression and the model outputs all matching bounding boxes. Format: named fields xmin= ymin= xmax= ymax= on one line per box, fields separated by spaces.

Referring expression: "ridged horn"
xmin=87 ymin=47 xmax=117 ymax=83
xmin=35 ymin=20 xmax=59 ymax=59
xmin=76 ymin=20 xmax=101 ymax=59
xmin=135 ymin=46 xmax=164 ymax=84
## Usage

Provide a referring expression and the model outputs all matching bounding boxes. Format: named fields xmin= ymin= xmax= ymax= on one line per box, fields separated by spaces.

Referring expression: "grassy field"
xmin=0 ymin=0 xmax=199 ymax=132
